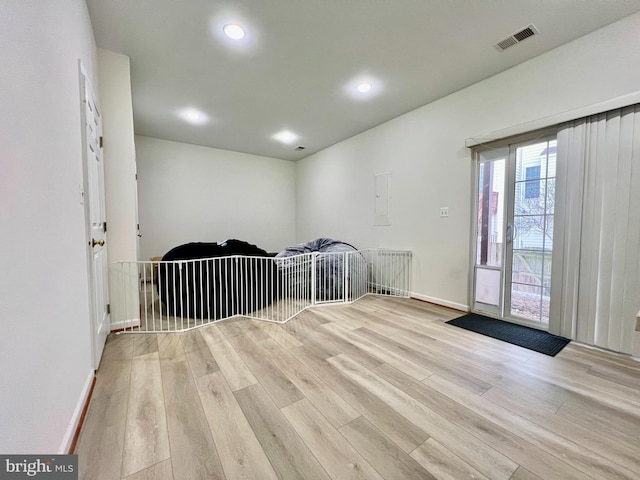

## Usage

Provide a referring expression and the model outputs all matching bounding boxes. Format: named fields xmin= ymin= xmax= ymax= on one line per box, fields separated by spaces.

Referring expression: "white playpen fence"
xmin=110 ymin=248 xmax=411 ymax=333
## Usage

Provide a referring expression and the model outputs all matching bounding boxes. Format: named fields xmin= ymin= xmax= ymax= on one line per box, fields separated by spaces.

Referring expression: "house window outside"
xmin=524 ymin=165 xmax=541 ymax=198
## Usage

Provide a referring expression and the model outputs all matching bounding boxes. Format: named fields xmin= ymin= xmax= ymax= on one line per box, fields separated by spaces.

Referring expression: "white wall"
xmin=0 ymin=0 xmax=97 ymax=453
xmin=136 ymin=136 xmax=296 ymax=260
xmin=98 ymin=49 xmax=140 ymax=327
xmin=99 ymin=49 xmax=138 ymax=264
xmin=296 ymin=12 xmax=640 ymax=311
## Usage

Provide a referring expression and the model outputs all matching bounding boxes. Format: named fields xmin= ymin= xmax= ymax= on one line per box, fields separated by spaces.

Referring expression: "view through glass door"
xmin=473 ymin=137 xmax=557 ymax=328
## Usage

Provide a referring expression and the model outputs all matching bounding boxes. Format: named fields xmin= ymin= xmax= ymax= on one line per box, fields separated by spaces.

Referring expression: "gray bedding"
xmin=276 ymin=238 xmax=367 ymax=302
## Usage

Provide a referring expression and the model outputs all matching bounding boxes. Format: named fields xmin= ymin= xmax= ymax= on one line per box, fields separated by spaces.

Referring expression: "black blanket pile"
xmin=157 ymin=239 xmax=279 ymax=320
xmin=157 ymin=237 xmax=364 ymax=320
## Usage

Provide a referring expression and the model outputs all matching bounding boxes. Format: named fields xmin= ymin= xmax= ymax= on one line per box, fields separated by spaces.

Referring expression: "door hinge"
xmin=99 ymin=136 xmax=103 ymax=148
xmin=106 ymin=304 xmax=111 ymax=315
xmin=103 ymin=221 xmax=107 ymax=232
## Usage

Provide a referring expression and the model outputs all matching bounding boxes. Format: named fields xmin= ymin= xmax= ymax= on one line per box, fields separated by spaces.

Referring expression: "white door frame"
xmin=469 ymin=128 xmax=558 ymax=330
xmin=470 ymin=147 xmax=508 ymax=318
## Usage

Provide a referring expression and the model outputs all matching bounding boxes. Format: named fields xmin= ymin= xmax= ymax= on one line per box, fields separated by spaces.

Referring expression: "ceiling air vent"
xmin=495 ymin=23 xmax=539 ymax=51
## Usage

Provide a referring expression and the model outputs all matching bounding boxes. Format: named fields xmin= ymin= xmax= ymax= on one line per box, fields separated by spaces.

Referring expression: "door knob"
xmin=92 ymin=238 xmax=105 ymax=247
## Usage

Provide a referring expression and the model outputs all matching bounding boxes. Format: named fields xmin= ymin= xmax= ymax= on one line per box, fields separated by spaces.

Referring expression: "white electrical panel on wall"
xmin=374 ymin=171 xmax=391 ymax=226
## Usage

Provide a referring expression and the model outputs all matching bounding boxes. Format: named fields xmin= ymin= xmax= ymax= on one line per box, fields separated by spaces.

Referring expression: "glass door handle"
xmin=506 ymin=223 xmax=513 ymax=244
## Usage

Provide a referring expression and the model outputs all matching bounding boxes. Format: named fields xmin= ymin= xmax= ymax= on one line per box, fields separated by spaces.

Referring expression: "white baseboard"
xmin=58 ymin=370 xmax=94 ymax=454
xmin=110 ymin=318 xmax=141 ymax=331
xmin=410 ymin=292 xmax=469 ymax=312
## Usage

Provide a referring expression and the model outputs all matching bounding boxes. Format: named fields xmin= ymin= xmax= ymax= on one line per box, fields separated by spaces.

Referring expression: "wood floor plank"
xmin=259 ymin=338 xmax=360 ymax=428
xmin=482 ymin=385 xmax=640 ymax=475
xmin=157 ymin=333 xmax=185 ymax=361
xmin=385 ymin=330 xmax=504 ymax=386
xmin=412 ymin=331 xmax=516 ymax=369
xmin=423 ymin=329 xmax=638 ymax=417
xmin=383 ymin=329 xmax=437 ymax=350
xmin=240 ymin=319 xmax=272 ymax=342
xmin=185 ymin=344 xmax=220 ymax=378
xmin=492 ymin=374 xmax=571 ymax=413
xmin=294 ymin=322 xmax=384 ymax=370
xmin=411 ymin=324 xmax=529 ymax=365
xmin=435 ymin=324 xmax=536 ymax=362
xmin=375 ymin=363 xmax=592 ymax=480
xmin=76 ymin=360 xmax=131 ymax=480
xmin=161 ymin=358 xmax=225 ymax=479
xmin=366 ymin=324 xmax=505 ymax=392
xmin=181 ymin=328 xmax=208 ymax=353
xmin=200 ymin=325 xmax=257 ymax=391
xmin=281 ymin=310 xmax=330 ymax=338
xmin=196 ymin=322 xmax=227 ymax=344
xmin=559 ymin=343 xmax=640 ymax=372
xmin=282 ymin=398 xmax=384 ymax=480
xmin=339 ymin=416 xmax=435 ymax=480
xmin=122 ymin=352 xmax=170 ymax=478
xmin=309 ymin=307 xmax=364 ymax=329
xmin=216 ymin=317 xmax=247 ymax=338
xmin=556 ymin=394 xmax=640 ymax=446
xmin=340 ymin=304 xmax=435 ymax=340
xmin=410 ymin=438 xmax=489 ymax=480
xmin=511 ymin=353 xmax=640 ymax=414
xmin=195 ymin=372 xmax=278 ymax=480
xmin=281 ymin=315 xmax=334 ymax=360
xmin=133 ymin=334 xmax=159 ymax=357
xmin=101 ymin=333 xmax=135 ymax=361
xmin=260 ymin=322 xmax=304 ymax=349
xmin=291 ymin=345 xmax=428 ymax=453
xmin=123 ymin=459 xmax=173 ymax=480
xmin=526 ymin=365 xmax=640 ymax=418
xmin=76 ymin=297 xmax=640 ymax=480
xmin=321 ymin=323 xmax=433 ymax=381
xmin=371 ymin=296 xmax=457 ymax=318
xmin=372 ymin=304 xmax=533 ymax=361
xmin=350 ymin=300 xmax=455 ymax=334
xmin=226 ymin=333 xmax=304 ymax=408
xmin=523 ymin=351 xmax=595 ymax=377
xmin=426 ymin=374 xmax=638 ymax=480
xmin=329 ymin=354 xmax=517 ymax=480
xmin=353 ymin=305 xmax=534 ymax=370
xmin=586 ymin=363 xmax=640 ymax=389
xmin=234 ymin=383 xmax=331 ymax=480
xmin=510 ymin=466 xmax=544 ymax=480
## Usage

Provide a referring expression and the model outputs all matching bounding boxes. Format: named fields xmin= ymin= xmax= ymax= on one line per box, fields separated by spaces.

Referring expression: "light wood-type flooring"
xmin=75 ymin=295 xmax=640 ymax=479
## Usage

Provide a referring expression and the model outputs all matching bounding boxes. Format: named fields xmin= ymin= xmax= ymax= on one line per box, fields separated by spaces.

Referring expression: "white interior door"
xmin=81 ymin=65 xmax=109 ymax=369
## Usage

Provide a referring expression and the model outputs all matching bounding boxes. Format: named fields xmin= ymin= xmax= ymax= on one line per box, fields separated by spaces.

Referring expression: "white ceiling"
xmin=86 ymin=0 xmax=640 ymax=161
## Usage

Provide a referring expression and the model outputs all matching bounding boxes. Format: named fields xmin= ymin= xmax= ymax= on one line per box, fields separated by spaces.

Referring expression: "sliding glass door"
xmin=472 ymin=136 xmax=557 ymax=328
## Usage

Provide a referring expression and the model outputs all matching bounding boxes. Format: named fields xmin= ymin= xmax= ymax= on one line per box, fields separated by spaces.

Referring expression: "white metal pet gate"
xmin=110 ymin=249 xmax=412 ymax=333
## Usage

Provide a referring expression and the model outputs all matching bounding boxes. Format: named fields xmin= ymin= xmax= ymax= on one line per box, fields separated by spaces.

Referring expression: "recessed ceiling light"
xmin=346 ymin=76 xmax=383 ymax=99
xmin=223 ymin=24 xmax=246 ymax=40
xmin=272 ymin=130 xmax=299 ymax=145
xmin=178 ymin=108 xmax=209 ymax=125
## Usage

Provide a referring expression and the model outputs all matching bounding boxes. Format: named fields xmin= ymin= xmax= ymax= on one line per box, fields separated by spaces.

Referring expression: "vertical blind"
xmin=551 ymin=104 xmax=640 ymax=354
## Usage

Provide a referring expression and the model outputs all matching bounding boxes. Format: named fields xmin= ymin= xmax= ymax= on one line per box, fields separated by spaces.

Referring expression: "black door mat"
xmin=446 ymin=313 xmax=570 ymax=356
